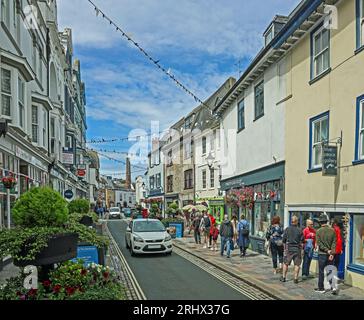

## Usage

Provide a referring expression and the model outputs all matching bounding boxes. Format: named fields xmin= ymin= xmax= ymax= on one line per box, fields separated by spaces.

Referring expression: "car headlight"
xmin=133 ymin=236 xmax=144 ymax=242
xmin=164 ymin=235 xmax=172 ymax=242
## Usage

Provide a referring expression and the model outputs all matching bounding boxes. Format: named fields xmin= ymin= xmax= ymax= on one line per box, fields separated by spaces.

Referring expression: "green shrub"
xmin=68 ymin=199 xmax=90 ymax=214
xmin=12 ymin=187 xmax=69 ymax=228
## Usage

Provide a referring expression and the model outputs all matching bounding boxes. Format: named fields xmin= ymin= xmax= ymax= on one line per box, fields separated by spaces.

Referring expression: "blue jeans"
xmin=302 ymin=250 xmax=313 ymax=276
xmin=220 ymin=236 xmax=231 ymax=257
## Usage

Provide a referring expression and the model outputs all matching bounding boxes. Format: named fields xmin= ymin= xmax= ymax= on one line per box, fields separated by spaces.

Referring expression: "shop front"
xmin=197 ymin=198 xmax=225 ymax=224
xmin=221 ymin=162 xmax=285 ymax=255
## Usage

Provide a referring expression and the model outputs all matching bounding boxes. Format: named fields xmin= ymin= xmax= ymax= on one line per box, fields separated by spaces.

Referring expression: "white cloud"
xmin=58 ymin=0 xmax=299 ymax=59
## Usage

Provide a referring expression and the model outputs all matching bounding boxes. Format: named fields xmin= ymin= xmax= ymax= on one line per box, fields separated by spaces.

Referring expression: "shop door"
xmin=329 ymin=213 xmax=346 ymax=280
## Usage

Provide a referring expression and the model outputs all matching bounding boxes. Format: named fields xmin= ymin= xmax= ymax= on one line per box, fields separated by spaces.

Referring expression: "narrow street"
xmin=107 ymin=220 xmax=249 ymax=300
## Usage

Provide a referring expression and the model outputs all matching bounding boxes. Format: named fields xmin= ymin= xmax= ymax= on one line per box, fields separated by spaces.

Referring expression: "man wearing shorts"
xmin=280 ymin=215 xmax=304 ymax=284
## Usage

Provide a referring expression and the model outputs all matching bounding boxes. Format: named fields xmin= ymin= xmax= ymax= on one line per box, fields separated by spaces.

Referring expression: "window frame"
xmin=202 ymin=136 xmax=207 ymax=155
xmin=237 ymin=99 xmax=245 ymax=131
xmin=156 ymin=173 xmax=161 ymax=189
xmin=18 ymin=76 xmax=25 ymax=129
xmin=354 ymin=95 xmax=364 ymax=164
xmin=184 ymin=169 xmax=193 ymax=190
xmin=254 ymin=81 xmax=264 ymax=120
xmin=202 ymin=170 xmax=207 ymax=189
xmin=167 ymin=175 xmax=173 ymax=193
xmin=356 ymin=0 xmax=364 ymax=50
xmin=308 ymin=111 xmax=330 ymax=171
xmin=31 ymin=105 xmax=39 ymax=143
xmin=150 ymin=176 xmax=155 ymax=190
xmin=1 ymin=67 xmax=12 ymax=118
xmin=210 ymin=168 xmax=215 ymax=188
xmin=1 ymin=0 xmax=10 ymax=28
xmin=311 ymin=24 xmax=330 ymax=80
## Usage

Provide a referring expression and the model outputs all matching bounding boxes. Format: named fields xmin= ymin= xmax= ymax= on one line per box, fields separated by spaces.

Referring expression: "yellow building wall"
xmin=286 ymin=0 xmax=364 ymax=206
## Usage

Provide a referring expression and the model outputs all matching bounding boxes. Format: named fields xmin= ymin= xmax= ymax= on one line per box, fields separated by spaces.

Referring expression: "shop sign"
xmin=322 ymin=145 xmax=338 ymax=176
xmin=71 ymin=245 xmax=99 ymax=266
xmin=208 ymin=200 xmax=225 ymax=206
xmin=15 ymin=146 xmax=47 ymax=171
xmin=64 ymin=189 xmax=74 ymax=199
xmin=77 ymin=169 xmax=86 ymax=177
xmin=220 ymin=177 xmax=245 ymax=190
xmin=62 ymin=151 xmax=74 ymax=165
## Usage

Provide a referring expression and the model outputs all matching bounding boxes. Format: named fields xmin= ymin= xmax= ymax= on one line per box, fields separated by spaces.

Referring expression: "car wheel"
xmin=125 ymin=237 xmax=130 ymax=249
xmin=166 ymin=251 xmax=172 ymax=256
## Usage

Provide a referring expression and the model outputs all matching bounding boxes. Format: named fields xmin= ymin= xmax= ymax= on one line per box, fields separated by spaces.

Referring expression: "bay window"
xmin=18 ymin=77 xmax=25 ymax=128
xmin=1 ymin=68 xmax=12 ymax=117
xmin=31 ymin=106 xmax=38 ymax=143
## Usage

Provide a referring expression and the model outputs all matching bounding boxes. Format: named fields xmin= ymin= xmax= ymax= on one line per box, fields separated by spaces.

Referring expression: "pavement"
xmin=107 ymin=220 xmax=251 ymax=300
xmin=173 ymin=231 xmax=364 ymax=300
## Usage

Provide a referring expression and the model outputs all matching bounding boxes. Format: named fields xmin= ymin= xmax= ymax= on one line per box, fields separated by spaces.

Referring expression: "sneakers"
xmin=314 ymin=288 xmax=326 ymax=293
xmin=294 ymin=279 xmax=299 ymax=284
xmin=302 ymin=275 xmax=307 ymax=280
xmin=227 ymin=255 xmax=230 ymax=259
xmin=203 ymin=245 xmax=207 ymax=249
xmin=210 ymin=247 xmax=214 ymax=251
xmin=332 ymin=288 xmax=338 ymax=295
xmin=280 ymin=277 xmax=286 ymax=282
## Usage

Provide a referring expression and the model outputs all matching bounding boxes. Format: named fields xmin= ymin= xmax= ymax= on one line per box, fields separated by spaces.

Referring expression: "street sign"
xmin=64 ymin=189 xmax=74 ymax=199
xmin=322 ymin=145 xmax=338 ymax=176
xmin=77 ymin=169 xmax=86 ymax=177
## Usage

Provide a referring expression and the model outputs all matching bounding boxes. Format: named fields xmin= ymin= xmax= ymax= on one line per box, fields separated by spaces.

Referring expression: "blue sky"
xmin=57 ymin=0 xmax=299 ymax=179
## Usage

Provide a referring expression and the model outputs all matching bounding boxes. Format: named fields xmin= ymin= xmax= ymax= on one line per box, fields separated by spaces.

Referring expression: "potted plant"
xmin=0 ymin=187 xmax=108 ymax=269
xmin=1 ymin=174 xmax=17 ymax=189
xmin=68 ymin=199 xmax=94 ymax=227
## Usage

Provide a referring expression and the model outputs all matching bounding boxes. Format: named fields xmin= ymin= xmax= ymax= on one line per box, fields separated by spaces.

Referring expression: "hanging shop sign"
xmin=322 ymin=145 xmax=338 ymax=176
xmin=77 ymin=169 xmax=86 ymax=177
xmin=64 ymin=189 xmax=74 ymax=199
xmin=62 ymin=151 xmax=74 ymax=165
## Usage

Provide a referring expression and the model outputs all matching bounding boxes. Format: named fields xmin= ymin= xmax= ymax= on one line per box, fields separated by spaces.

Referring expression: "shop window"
xmin=254 ymin=202 xmax=271 ymax=238
xmin=352 ymin=215 xmax=364 ymax=267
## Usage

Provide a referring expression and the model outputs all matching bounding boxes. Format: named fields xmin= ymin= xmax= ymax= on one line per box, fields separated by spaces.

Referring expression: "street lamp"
xmin=206 ymin=152 xmax=215 ymax=169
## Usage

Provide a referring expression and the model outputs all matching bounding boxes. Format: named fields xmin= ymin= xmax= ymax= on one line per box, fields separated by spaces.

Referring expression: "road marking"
xmin=174 ymin=246 xmax=275 ymax=300
xmin=105 ymin=223 xmax=147 ymax=300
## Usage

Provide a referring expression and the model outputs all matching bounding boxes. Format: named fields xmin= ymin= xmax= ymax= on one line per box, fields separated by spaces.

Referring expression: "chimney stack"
xmin=126 ymin=157 xmax=131 ymax=189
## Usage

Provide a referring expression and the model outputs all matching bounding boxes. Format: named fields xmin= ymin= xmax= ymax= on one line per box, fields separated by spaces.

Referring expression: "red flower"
xmin=66 ymin=287 xmax=76 ymax=296
xmin=53 ymin=285 xmax=62 ymax=293
xmin=103 ymin=272 xmax=109 ymax=279
xmin=43 ymin=280 xmax=51 ymax=287
xmin=28 ymin=288 xmax=38 ymax=297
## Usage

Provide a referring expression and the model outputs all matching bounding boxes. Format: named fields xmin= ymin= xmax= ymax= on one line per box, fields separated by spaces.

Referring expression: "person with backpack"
xmin=199 ymin=211 xmax=211 ymax=248
xmin=237 ymin=214 xmax=250 ymax=257
xmin=192 ymin=213 xmax=202 ymax=244
xmin=266 ymin=216 xmax=284 ymax=274
xmin=220 ymin=214 xmax=234 ymax=258
xmin=302 ymin=219 xmax=316 ymax=279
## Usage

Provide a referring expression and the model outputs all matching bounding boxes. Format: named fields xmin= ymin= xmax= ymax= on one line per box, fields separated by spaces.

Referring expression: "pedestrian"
xmin=266 ymin=216 xmax=284 ymax=274
xmin=199 ymin=211 xmax=211 ymax=248
xmin=211 ymin=222 xmax=219 ymax=251
xmin=315 ymin=215 xmax=337 ymax=294
xmin=302 ymin=219 xmax=316 ymax=279
xmin=231 ymin=215 xmax=238 ymax=248
xmin=192 ymin=213 xmax=202 ymax=245
xmin=220 ymin=214 xmax=234 ymax=258
xmin=332 ymin=218 xmax=343 ymax=274
xmin=94 ymin=203 xmax=104 ymax=219
xmin=237 ymin=214 xmax=250 ymax=257
xmin=280 ymin=215 xmax=304 ymax=284
xmin=208 ymin=211 xmax=216 ymax=250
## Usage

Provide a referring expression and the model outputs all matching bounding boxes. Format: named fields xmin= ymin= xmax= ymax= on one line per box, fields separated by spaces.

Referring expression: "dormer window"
xmin=265 ymin=27 xmax=274 ymax=46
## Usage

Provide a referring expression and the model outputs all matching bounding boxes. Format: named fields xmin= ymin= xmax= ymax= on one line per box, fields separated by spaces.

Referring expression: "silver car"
xmin=109 ymin=207 xmax=123 ymax=219
xmin=125 ymin=219 xmax=173 ymax=256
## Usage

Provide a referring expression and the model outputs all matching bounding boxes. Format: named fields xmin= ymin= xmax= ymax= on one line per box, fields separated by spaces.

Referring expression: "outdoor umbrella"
xmin=182 ymin=204 xmax=195 ymax=211
xmin=195 ymin=204 xmax=208 ymax=212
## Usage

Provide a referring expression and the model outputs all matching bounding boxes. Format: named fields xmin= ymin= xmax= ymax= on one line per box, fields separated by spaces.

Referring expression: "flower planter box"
xmin=14 ymin=233 xmax=78 ymax=267
xmin=79 ymin=215 xmax=94 ymax=227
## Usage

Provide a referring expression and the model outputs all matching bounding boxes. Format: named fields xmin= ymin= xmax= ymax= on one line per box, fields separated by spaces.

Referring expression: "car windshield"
xmin=133 ymin=221 xmax=165 ymax=233
xmin=110 ymin=208 xmax=119 ymax=213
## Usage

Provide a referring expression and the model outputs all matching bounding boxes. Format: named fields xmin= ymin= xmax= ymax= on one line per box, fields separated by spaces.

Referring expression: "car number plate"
xmin=149 ymin=244 xmax=161 ymax=249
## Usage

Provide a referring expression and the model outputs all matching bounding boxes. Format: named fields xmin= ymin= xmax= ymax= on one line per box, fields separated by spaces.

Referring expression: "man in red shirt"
xmin=332 ymin=218 xmax=343 ymax=271
xmin=302 ymin=219 xmax=316 ymax=279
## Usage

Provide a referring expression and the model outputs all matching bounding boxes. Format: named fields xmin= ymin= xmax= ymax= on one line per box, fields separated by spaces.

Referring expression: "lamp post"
xmin=206 ymin=152 xmax=215 ymax=169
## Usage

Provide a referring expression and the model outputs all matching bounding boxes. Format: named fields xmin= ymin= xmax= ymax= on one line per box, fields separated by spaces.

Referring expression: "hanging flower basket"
xmin=1 ymin=175 xmax=17 ymax=189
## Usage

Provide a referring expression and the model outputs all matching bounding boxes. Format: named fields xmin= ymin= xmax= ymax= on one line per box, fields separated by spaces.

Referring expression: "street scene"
xmin=1 ymin=0 xmax=364 ymax=304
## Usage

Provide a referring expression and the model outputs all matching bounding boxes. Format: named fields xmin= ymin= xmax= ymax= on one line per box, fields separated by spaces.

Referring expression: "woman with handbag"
xmin=266 ymin=216 xmax=284 ymax=274
xmin=237 ymin=214 xmax=250 ymax=257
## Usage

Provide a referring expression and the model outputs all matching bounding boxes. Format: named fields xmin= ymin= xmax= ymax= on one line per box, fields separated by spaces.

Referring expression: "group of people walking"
xmin=191 ymin=209 xmax=343 ymax=295
xmin=190 ymin=212 xmax=251 ymax=259
xmin=266 ymin=214 xmax=343 ymax=295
